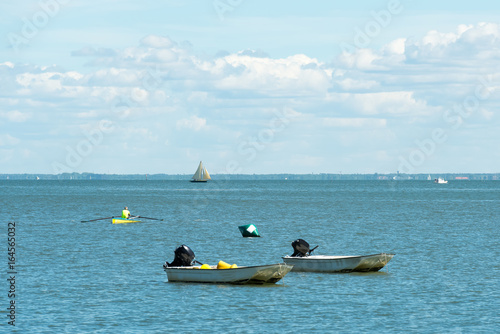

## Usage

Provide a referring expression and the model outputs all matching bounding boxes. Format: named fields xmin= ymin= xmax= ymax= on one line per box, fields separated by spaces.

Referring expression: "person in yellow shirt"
xmin=122 ymin=207 xmax=131 ymax=218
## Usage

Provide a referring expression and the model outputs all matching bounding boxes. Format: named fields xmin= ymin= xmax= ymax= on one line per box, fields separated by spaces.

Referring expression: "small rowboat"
xmin=164 ymin=263 xmax=293 ymax=284
xmin=112 ymin=217 xmax=141 ymax=224
xmin=282 ymin=253 xmax=395 ymax=273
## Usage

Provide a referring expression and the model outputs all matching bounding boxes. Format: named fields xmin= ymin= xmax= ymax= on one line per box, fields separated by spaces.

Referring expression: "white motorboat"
xmin=163 ymin=245 xmax=292 ymax=284
xmin=282 ymin=253 xmax=394 ymax=273
xmin=434 ymin=178 xmax=448 ymax=184
xmin=282 ymin=239 xmax=394 ymax=273
xmin=164 ymin=263 xmax=293 ymax=284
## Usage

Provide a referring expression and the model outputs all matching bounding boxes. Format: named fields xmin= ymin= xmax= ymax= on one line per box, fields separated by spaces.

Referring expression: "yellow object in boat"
xmin=230 ymin=264 xmax=238 ymax=268
xmin=200 ymin=264 xmax=211 ymax=269
xmin=217 ymin=261 xmax=232 ymax=269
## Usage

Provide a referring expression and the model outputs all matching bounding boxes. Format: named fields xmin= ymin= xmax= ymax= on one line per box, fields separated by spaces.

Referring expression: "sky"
xmin=0 ymin=0 xmax=499 ymax=175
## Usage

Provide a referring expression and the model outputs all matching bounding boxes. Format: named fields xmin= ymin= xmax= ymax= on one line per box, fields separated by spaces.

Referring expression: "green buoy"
xmin=238 ymin=224 xmax=261 ymax=237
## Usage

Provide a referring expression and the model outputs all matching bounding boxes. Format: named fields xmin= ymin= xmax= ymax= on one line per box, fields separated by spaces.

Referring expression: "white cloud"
xmin=213 ymin=53 xmax=332 ymax=94
xmin=383 ymin=38 xmax=406 ymax=55
xmin=123 ymin=127 xmax=159 ymax=142
xmin=325 ymin=91 xmax=437 ymax=117
xmin=335 ymin=78 xmax=379 ymax=91
xmin=176 ymin=115 xmax=207 ymax=131
xmin=71 ymin=47 xmax=117 ymax=57
xmin=338 ymin=48 xmax=383 ymax=70
xmin=147 ymin=49 xmax=178 ymax=63
xmin=0 ymin=110 xmax=30 ymax=122
xmin=0 ymin=134 xmax=20 ymax=146
xmin=1 ymin=23 xmax=499 ymax=173
xmin=1 ymin=62 xmax=15 ymax=68
xmin=322 ymin=117 xmax=387 ymax=128
xmin=337 ymin=22 xmax=500 ymax=70
xmin=404 ymin=22 xmax=500 ymax=64
xmin=16 ymin=72 xmax=63 ymax=92
xmin=141 ymin=35 xmax=176 ymax=49
xmin=89 ymin=68 xmax=140 ymax=86
xmin=351 ymin=92 xmax=430 ymax=115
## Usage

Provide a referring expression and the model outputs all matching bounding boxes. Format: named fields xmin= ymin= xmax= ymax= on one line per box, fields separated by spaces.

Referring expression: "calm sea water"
xmin=1 ymin=180 xmax=499 ymax=333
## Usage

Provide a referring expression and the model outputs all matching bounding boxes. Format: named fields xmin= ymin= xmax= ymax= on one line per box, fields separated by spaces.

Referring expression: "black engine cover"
xmin=165 ymin=245 xmax=196 ymax=267
xmin=291 ymin=239 xmax=310 ymax=257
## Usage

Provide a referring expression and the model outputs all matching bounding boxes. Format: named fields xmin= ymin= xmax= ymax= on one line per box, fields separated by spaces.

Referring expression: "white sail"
xmin=192 ymin=161 xmax=210 ymax=181
xmin=203 ymin=168 xmax=211 ymax=180
xmin=192 ymin=162 xmax=203 ymax=179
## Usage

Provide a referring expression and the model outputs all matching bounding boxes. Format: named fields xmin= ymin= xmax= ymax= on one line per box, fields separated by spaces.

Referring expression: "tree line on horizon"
xmin=1 ymin=173 xmax=499 ymax=181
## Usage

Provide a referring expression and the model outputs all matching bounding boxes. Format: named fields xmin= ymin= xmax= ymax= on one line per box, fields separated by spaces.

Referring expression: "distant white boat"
xmin=434 ymin=178 xmax=448 ymax=184
xmin=191 ymin=161 xmax=211 ymax=182
xmin=427 ymin=174 xmax=432 ymax=181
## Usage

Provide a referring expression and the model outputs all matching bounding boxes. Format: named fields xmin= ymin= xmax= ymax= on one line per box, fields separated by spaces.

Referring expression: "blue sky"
xmin=1 ymin=0 xmax=499 ymax=174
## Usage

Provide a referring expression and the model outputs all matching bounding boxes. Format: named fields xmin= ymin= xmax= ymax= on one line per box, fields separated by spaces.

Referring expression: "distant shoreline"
xmin=1 ymin=173 xmax=498 ymax=181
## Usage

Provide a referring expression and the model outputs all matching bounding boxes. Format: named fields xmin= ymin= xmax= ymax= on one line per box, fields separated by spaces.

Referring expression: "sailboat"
xmin=191 ymin=161 xmax=211 ymax=182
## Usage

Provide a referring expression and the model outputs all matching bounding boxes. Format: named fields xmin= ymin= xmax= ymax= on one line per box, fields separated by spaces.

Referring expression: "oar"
xmin=137 ymin=216 xmax=164 ymax=221
xmin=81 ymin=216 xmax=115 ymax=223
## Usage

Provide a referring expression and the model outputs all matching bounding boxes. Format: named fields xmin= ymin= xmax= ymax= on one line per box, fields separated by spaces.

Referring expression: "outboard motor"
xmin=291 ymin=239 xmax=310 ymax=257
xmin=291 ymin=239 xmax=318 ymax=257
xmin=164 ymin=245 xmax=196 ymax=268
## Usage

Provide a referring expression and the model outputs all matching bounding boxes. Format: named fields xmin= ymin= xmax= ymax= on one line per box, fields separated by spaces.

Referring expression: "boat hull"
xmin=190 ymin=180 xmax=208 ymax=182
xmin=282 ymin=253 xmax=394 ymax=273
xmin=112 ymin=218 xmax=141 ymax=224
xmin=164 ymin=263 xmax=293 ymax=284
